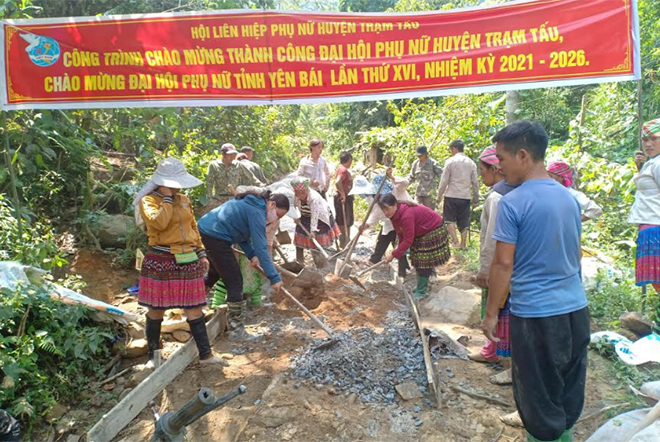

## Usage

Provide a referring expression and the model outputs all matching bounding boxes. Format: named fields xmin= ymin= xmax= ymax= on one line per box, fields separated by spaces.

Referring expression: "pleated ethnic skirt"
xmin=410 ymin=223 xmax=451 ymax=270
xmin=636 ymin=224 xmax=660 ymax=286
xmin=294 ymin=215 xmax=341 ymax=249
xmin=138 ymin=250 xmax=207 ymax=310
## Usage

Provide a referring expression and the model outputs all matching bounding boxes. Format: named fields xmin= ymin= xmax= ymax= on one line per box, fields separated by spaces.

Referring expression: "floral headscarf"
xmin=547 ymin=161 xmax=574 ymax=188
xmin=372 ymin=175 xmax=394 ymax=195
xmin=479 ymin=145 xmax=499 ymax=167
xmin=290 ymin=176 xmax=311 ymax=191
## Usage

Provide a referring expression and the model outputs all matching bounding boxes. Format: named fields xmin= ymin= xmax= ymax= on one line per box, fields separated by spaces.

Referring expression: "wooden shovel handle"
xmin=339 ymin=164 xmax=392 ymax=274
xmin=295 ymin=221 xmax=329 ymax=259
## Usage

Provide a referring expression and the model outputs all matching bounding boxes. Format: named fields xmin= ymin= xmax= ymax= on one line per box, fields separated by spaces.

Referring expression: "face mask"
xmin=266 ymin=207 xmax=279 ymax=225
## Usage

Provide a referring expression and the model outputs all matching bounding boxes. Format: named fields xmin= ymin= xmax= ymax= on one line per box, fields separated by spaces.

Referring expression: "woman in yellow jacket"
xmin=133 ymin=158 xmax=224 ymax=366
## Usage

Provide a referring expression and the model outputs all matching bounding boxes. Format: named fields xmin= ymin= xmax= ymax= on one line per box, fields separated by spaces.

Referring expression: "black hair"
xmin=492 ymin=120 xmax=548 ymax=162
xmin=377 ymin=193 xmax=417 ymax=209
xmin=269 ymin=193 xmax=290 ymax=211
xmin=309 ymin=138 xmax=323 ymax=150
xmin=235 ymin=189 xmax=290 ymax=211
xmin=449 ymin=140 xmax=465 ymax=152
xmin=339 ymin=151 xmax=353 ymax=165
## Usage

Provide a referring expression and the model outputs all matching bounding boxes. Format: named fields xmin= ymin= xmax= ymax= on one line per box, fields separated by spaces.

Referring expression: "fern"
xmin=37 ymin=336 xmax=63 ymax=357
xmin=11 ymin=397 xmax=35 ymax=420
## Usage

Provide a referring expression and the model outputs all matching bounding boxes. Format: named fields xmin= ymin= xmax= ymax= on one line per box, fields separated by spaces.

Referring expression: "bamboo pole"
xmin=2 ymin=111 xmax=23 ymax=240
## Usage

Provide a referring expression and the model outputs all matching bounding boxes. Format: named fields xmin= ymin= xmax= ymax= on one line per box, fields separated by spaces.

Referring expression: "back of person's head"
xmin=235 ymin=189 xmax=290 ymax=212
xmin=236 ymin=153 xmax=248 ymax=161
xmin=492 ymin=120 xmax=548 ymax=162
xmin=309 ymin=138 xmax=323 ymax=150
xmin=449 ymin=140 xmax=465 ymax=152
xmin=339 ymin=151 xmax=352 ymax=165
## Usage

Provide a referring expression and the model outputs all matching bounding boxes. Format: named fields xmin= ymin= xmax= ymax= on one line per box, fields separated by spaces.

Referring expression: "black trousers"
xmin=369 ymin=228 xmax=410 ymax=276
xmin=200 ymin=233 xmax=244 ymax=303
xmin=510 ymin=307 xmax=590 ymax=441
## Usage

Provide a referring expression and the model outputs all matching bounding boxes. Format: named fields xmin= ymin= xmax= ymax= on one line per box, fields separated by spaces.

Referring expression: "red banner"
xmin=1 ymin=0 xmax=639 ymax=110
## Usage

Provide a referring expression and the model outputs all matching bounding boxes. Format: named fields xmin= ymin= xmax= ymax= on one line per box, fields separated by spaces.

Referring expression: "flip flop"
xmin=490 ymin=368 xmax=512 ymax=385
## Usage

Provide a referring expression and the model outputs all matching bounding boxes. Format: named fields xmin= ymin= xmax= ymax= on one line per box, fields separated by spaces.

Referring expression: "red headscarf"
xmin=547 ymin=161 xmax=574 ymax=188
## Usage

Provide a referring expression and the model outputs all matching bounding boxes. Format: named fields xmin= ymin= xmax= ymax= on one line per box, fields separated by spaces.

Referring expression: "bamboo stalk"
xmin=2 ymin=112 xmax=23 ymax=240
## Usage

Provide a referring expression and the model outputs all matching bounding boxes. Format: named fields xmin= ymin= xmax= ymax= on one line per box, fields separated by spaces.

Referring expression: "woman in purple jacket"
xmin=379 ymin=193 xmax=451 ymax=298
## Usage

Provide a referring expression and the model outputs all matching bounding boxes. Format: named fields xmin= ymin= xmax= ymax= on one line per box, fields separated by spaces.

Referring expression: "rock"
xmin=122 ymin=339 xmax=148 ymax=358
xmin=395 ymin=381 xmax=424 ymax=401
xmin=221 ymin=353 xmax=234 ymax=360
xmin=419 ymin=286 xmax=481 ymax=327
xmin=65 ymin=435 xmax=81 ymax=442
xmin=619 ymin=312 xmax=653 ymax=337
xmin=48 ymin=403 xmax=68 ymax=422
xmin=252 ymin=407 xmax=297 ymax=428
xmin=414 ymin=419 xmax=423 ymax=427
xmin=126 ymin=324 xmax=144 ymax=340
xmin=614 ymin=328 xmax=639 ymax=343
xmin=456 ymin=335 xmax=470 ymax=346
xmin=172 ymin=330 xmax=191 ymax=343
xmin=92 ymin=213 xmax=135 ymax=249
xmin=102 ymin=383 xmax=116 ymax=391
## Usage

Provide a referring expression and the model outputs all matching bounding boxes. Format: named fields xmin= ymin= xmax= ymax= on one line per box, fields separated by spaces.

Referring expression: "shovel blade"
xmin=334 ymin=259 xmax=353 ymax=278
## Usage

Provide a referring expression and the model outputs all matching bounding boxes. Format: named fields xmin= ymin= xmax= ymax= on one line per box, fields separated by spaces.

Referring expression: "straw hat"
xmin=151 ymin=158 xmax=202 ymax=189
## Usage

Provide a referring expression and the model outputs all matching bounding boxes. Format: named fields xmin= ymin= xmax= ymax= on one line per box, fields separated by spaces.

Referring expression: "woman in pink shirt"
xmin=380 ymin=193 xmax=451 ymax=298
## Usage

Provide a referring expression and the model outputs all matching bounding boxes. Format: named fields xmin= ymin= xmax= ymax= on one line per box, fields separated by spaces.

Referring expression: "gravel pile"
xmin=289 ymin=311 xmax=427 ymax=404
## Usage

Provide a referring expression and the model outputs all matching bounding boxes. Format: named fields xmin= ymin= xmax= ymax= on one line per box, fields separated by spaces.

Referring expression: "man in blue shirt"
xmin=482 ymin=121 xmax=590 ymax=442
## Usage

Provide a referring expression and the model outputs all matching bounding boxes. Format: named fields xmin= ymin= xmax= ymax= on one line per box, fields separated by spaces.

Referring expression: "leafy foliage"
xmin=0 ymin=284 xmax=116 ymax=433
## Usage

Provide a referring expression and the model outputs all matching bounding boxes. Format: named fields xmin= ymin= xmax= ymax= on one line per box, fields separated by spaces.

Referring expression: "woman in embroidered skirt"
xmin=378 ymin=193 xmax=451 ymax=299
xmin=134 ymin=158 xmax=224 ymax=366
xmin=291 ymin=176 xmax=341 ymax=265
xmin=629 ymin=118 xmax=660 ymax=334
xmin=469 ymin=146 xmax=512 ymax=386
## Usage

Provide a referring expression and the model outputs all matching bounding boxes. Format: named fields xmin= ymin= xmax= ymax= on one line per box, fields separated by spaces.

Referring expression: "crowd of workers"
xmin=127 ymin=117 xmax=659 ymax=442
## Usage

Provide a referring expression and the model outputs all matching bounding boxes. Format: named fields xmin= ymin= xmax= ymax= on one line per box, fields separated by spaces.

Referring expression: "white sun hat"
xmin=151 ymin=158 xmax=202 ymax=189
xmin=348 ymin=175 xmax=375 ymax=196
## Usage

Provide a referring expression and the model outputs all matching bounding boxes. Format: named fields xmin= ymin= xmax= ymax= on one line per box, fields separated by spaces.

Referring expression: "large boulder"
xmin=619 ymin=311 xmax=654 ymax=338
xmin=419 ymin=285 xmax=481 ymax=328
xmin=93 ymin=214 xmax=135 ymax=248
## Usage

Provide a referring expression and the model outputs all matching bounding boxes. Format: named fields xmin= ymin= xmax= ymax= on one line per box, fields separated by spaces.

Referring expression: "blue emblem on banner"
xmin=20 ymin=33 xmax=60 ymax=67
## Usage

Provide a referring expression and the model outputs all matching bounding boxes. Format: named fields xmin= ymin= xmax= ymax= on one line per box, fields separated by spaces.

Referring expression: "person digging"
xmin=379 ymin=193 xmax=451 ymax=299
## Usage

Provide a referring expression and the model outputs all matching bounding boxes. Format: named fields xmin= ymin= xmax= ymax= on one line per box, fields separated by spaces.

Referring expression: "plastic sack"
xmin=0 ymin=261 xmax=138 ymax=325
xmin=585 ymin=408 xmax=659 ymax=442
xmin=615 ymin=333 xmax=660 ymax=365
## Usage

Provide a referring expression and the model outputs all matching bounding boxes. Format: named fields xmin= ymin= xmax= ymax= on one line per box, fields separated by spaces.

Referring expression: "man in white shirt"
xmin=296 ymin=138 xmax=331 ymax=198
xmin=436 ymin=140 xmax=479 ymax=248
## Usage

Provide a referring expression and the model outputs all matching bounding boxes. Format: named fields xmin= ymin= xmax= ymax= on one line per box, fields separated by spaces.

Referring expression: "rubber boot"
xmin=526 ymin=431 xmax=561 ymax=442
xmin=414 ymin=276 xmax=430 ymax=299
xmin=188 ymin=316 xmax=212 ymax=359
xmin=145 ymin=316 xmax=162 ymax=360
xmin=560 ymin=428 xmax=573 ymax=442
xmin=227 ymin=300 xmax=247 ymax=328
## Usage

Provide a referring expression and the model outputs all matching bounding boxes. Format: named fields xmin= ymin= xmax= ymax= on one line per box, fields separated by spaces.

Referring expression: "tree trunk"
xmin=505 ymin=90 xmax=520 ymax=125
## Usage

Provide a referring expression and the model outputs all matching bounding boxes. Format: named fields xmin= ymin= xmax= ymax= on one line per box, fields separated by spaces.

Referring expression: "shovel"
xmin=274 ymin=245 xmax=324 ymax=289
xmin=295 ymin=221 xmax=329 ymax=268
xmin=275 ymin=229 xmax=292 ymax=245
xmin=356 ymin=260 xmax=386 ymax=278
xmin=252 ymin=261 xmax=338 ymax=350
xmin=335 ymin=167 xmax=392 ymax=278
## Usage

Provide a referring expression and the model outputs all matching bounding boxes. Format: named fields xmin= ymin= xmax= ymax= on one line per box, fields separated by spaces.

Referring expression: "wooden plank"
xmin=402 ymin=285 xmax=443 ymax=408
xmin=87 ymin=307 xmax=227 ymax=442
